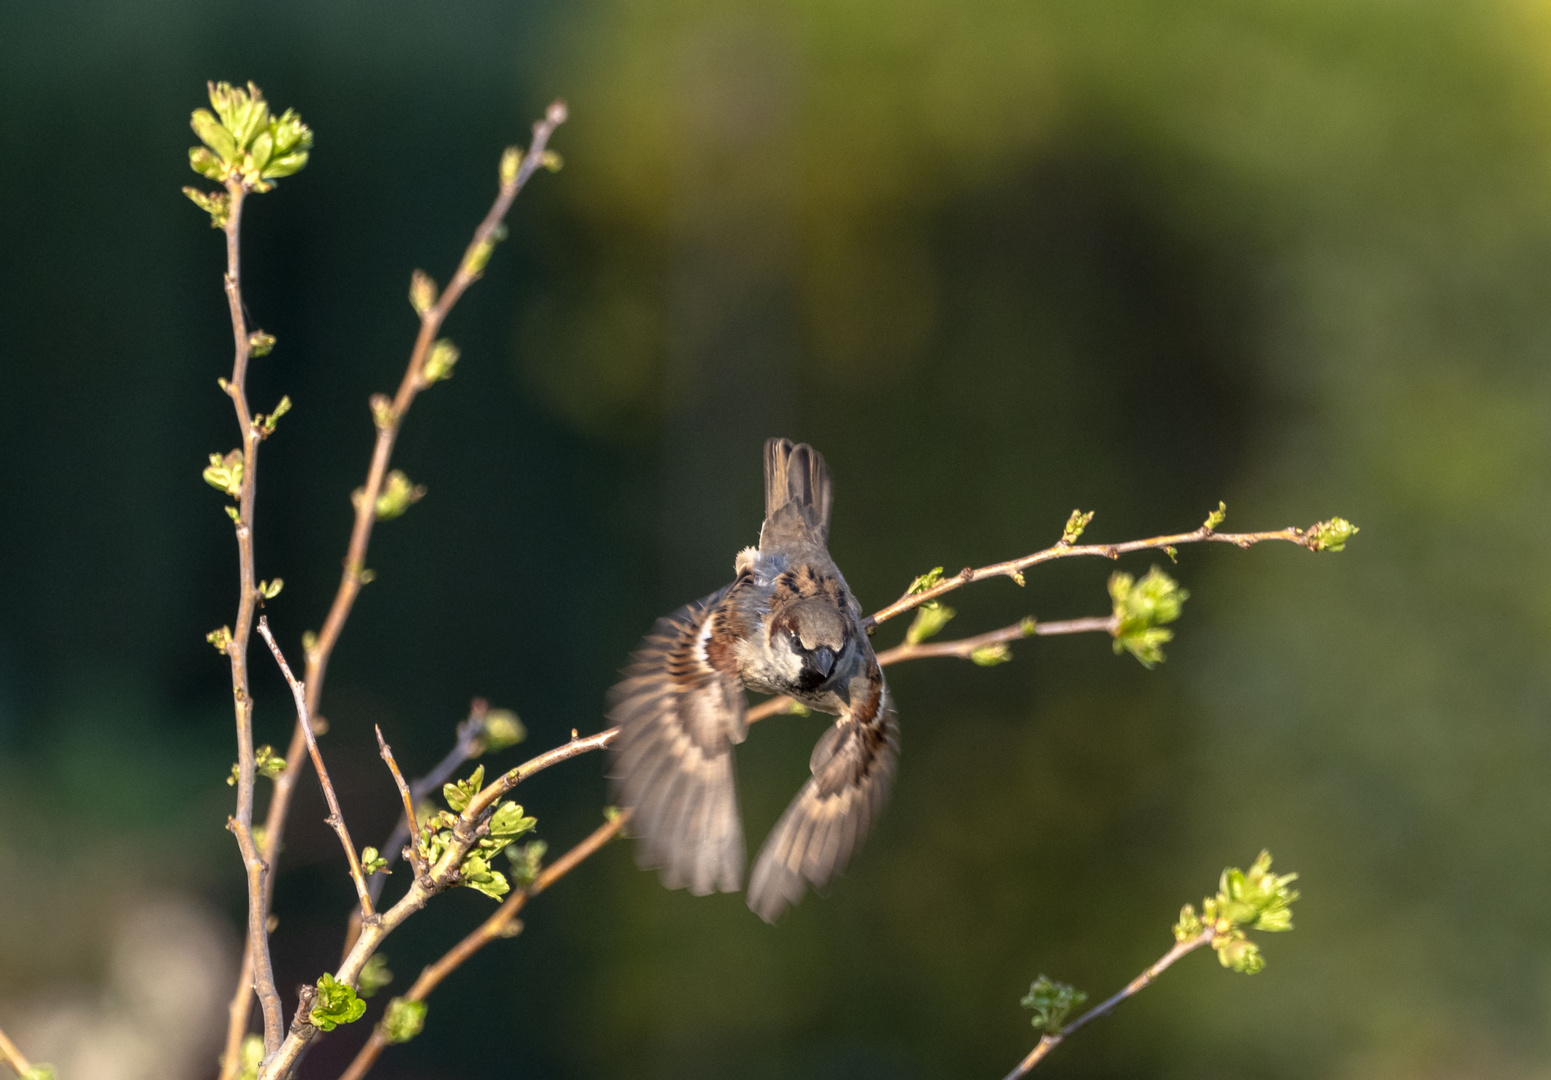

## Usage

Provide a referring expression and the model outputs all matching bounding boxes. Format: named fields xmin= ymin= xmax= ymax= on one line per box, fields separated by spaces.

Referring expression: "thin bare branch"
xmin=1002 ymin=928 xmax=1216 ymax=1079
xmin=867 ymin=521 xmax=1335 ymax=629
xmin=257 ymin=617 xmax=374 ymax=919
xmin=211 ymin=177 xmax=285 ymax=1065
xmin=336 ymin=810 xmax=630 ymax=1080
xmin=0 ymin=1023 xmax=35 ymax=1078
xmin=230 ymin=101 xmax=569 ymax=1063
xmin=374 ymin=726 xmax=425 ymax=878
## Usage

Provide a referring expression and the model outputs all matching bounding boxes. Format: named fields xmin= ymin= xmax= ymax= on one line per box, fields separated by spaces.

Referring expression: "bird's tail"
xmin=761 ymin=437 xmax=832 ymax=546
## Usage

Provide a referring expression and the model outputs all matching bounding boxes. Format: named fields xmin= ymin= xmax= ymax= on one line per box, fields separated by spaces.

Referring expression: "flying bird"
xmin=607 ymin=438 xmax=899 ymax=922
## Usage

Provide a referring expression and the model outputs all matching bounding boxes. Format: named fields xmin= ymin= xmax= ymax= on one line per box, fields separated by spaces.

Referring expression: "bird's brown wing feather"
xmin=607 ymin=589 xmax=748 ymax=896
xmin=746 ymin=679 xmax=899 ymax=923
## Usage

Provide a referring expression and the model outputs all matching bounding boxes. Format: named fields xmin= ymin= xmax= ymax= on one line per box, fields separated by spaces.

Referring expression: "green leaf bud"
xmin=421 ymin=339 xmax=460 ymax=384
xmin=357 ymin=953 xmax=392 ymax=998
xmin=1062 ymin=509 xmax=1095 ymax=544
xmin=907 ymin=567 xmax=945 ymax=595
xmin=191 ymin=108 xmax=237 ymax=161
xmin=248 ymin=330 xmax=275 ymax=357
xmin=1307 ymin=516 xmax=1359 ymax=552
xmin=207 ymin=625 xmax=233 ymax=652
xmin=507 ymin=838 xmax=547 ymax=888
xmin=1203 ymin=501 xmax=1227 ymax=530
xmin=480 ymin=708 xmax=526 ymax=751
xmin=409 ymin=269 xmax=437 ymax=316
xmin=188 ymin=147 xmax=227 ymax=182
xmin=970 ymin=643 xmax=1012 ymax=666
xmin=905 ymin=602 xmax=954 ymax=645
xmin=353 ymin=470 xmax=425 ymax=521
xmin=360 ymin=846 xmax=388 ymax=876
xmin=182 ymin=185 xmax=230 ymax=226
xmin=499 ymin=146 xmax=522 ymax=187
xmin=382 ymin=997 xmax=427 ymax=1044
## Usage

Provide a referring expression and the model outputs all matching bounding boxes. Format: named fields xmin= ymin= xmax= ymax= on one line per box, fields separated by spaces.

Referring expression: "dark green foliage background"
xmin=3 ymin=1 xmax=1549 ymax=1077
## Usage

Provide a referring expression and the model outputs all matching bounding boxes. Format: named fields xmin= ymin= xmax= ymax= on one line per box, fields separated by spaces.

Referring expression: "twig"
xmin=227 ymin=101 xmax=569 ymax=1068
xmin=257 ymin=617 xmax=375 ymax=919
xmin=0 ymin=1023 xmax=35 ymax=1078
xmin=368 ymin=704 xmax=488 ymax=903
xmin=212 ymin=176 xmax=286 ymax=1060
xmin=342 ymin=709 xmax=486 ymax=958
xmin=336 ymin=811 xmax=630 ymax=1080
xmin=373 ymin=726 xmax=425 ymax=877
xmin=867 ymin=522 xmax=1334 ymax=629
xmin=746 ymin=614 xmax=1117 ymax=723
xmin=1002 ymin=928 xmax=1216 ymax=1079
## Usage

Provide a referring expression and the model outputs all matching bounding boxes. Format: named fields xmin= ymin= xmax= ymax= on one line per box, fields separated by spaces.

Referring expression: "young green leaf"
xmin=1109 ymin=566 xmax=1189 ymax=668
xmin=507 ymin=838 xmax=547 ymax=889
xmin=1020 ymin=975 xmax=1086 ymax=1034
xmin=310 ymin=972 xmax=366 ymax=1031
xmin=459 ymin=853 xmax=510 ymax=899
xmin=203 ymin=450 xmax=244 ymax=497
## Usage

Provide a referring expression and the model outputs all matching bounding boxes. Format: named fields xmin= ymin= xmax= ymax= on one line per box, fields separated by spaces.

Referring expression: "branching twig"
xmin=335 ymin=811 xmax=630 ymax=1080
xmin=0 ymin=1024 xmax=35 ymax=1079
xmin=225 ymin=101 xmax=569 ymax=1070
xmin=1003 ymin=928 xmax=1216 ymax=1078
xmin=212 ymin=176 xmax=286 ymax=1058
xmin=368 ymin=705 xmax=488 ymax=903
xmin=257 ymin=617 xmax=375 ymax=919
xmin=867 ymin=522 xmax=1337 ymax=629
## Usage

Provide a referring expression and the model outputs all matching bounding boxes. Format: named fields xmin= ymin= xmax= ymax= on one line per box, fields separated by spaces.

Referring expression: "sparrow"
xmin=607 ymin=438 xmax=899 ymax=923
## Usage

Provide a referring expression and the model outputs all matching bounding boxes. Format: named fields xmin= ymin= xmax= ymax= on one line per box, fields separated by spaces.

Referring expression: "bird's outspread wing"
xmin=746 ymin=670 xmax=899 ymax=923
xmin=608 ymin=589 xmax=749 ymax=896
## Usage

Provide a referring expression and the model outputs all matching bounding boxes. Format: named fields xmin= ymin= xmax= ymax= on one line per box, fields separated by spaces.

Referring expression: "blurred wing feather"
xmin=608 ymin=590 xmax=747 ymax=896
xmin=746 ymin=686 xmax=899 ymax=922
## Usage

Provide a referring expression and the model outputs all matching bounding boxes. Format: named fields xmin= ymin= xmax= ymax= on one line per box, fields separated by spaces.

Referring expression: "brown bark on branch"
xmin=867 ymin=522 xmax=1337 ymax=629
xmin=256 ymin=617 xmax=375 ymax=919
xmin=222 ymin=101 xmax=568 ymax=1075
xmin=335 ymin=811 xmax=630 ymax=1080
xmin=212 ymin=177 xmax=287 ymax=1060
xmin=1001 ymin=928 xmax=1216 ymax=1078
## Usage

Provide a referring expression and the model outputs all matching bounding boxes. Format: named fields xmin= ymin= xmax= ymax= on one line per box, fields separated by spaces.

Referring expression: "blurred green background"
xmin=3 ymin=1 xmax=1550 ymax=1077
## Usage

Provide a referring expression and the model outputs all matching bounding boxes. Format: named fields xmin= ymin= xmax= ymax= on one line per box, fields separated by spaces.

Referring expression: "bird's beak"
xmin=811 ymin=646 xmax=836 ymax=680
